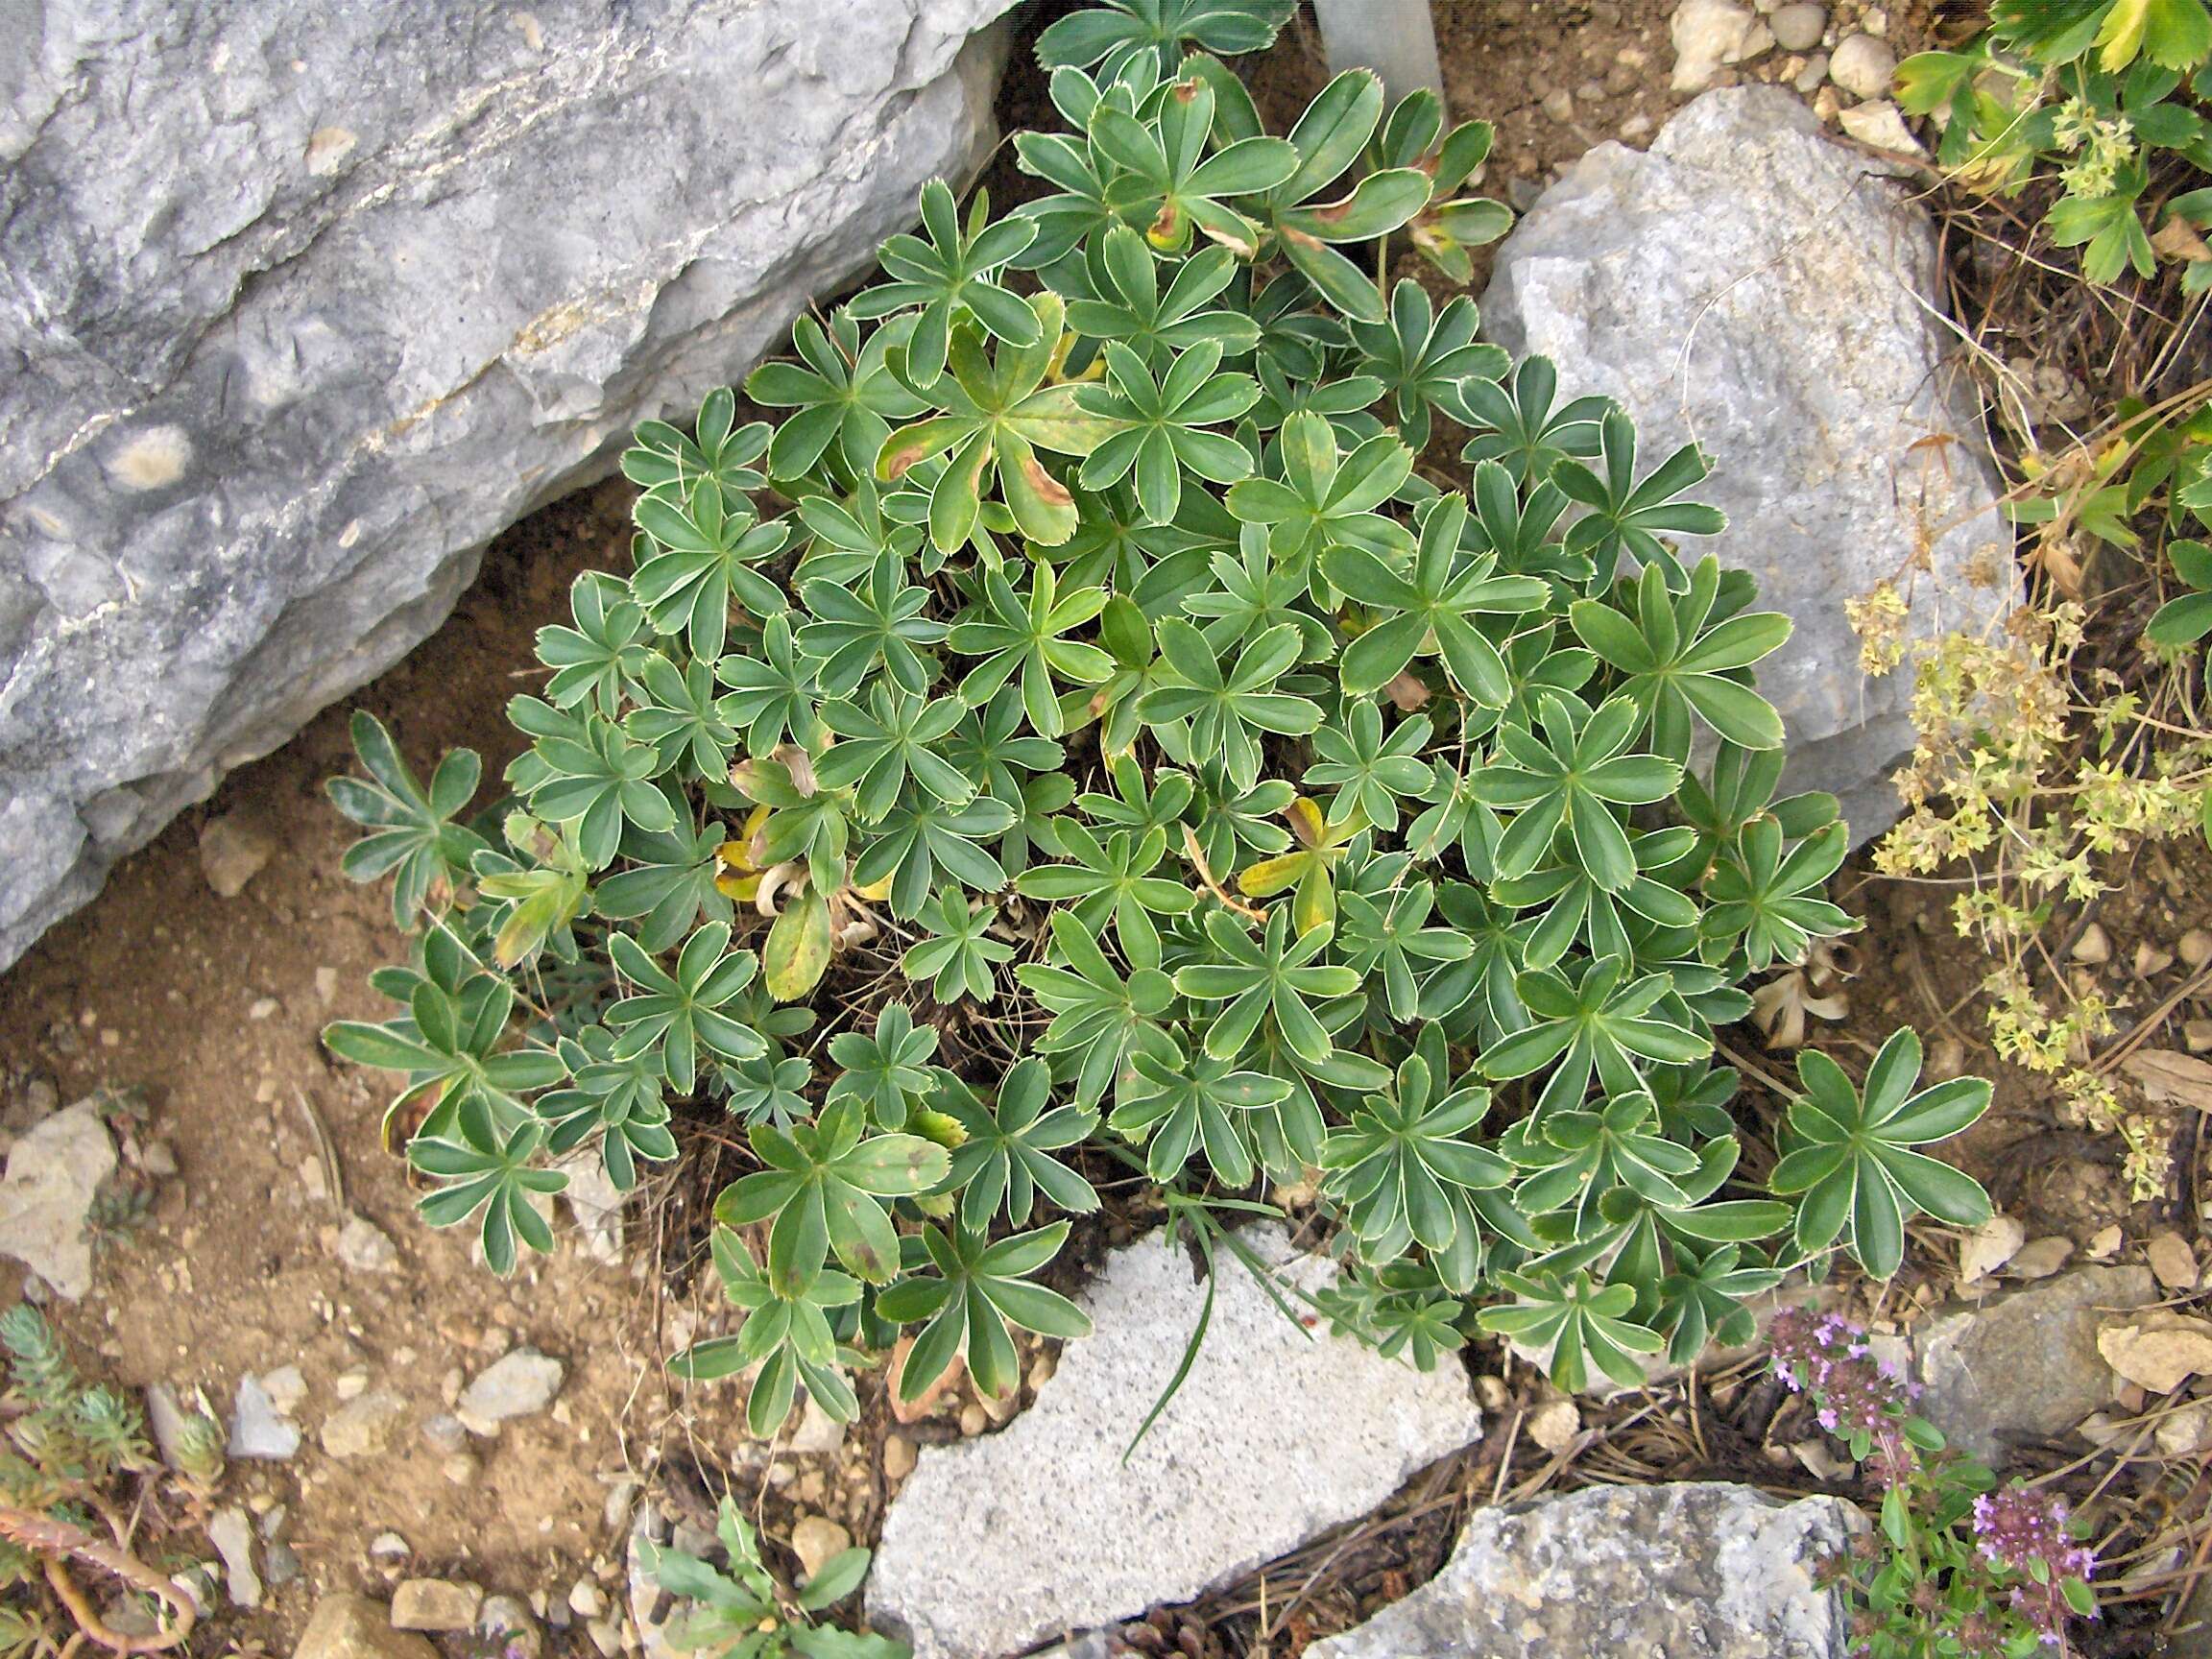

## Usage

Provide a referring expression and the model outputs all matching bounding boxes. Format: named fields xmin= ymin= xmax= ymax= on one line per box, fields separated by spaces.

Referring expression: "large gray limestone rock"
xmin=866 ymin=1224 xmax=1482 ymax=1659
xmin=1482 ymin=87 xmax=2011 ymax=844
xmin=0 ymin=0 xmax=1015 ymax=971
xmin=1309 ymin=1482 xmax=1860 ymax=1659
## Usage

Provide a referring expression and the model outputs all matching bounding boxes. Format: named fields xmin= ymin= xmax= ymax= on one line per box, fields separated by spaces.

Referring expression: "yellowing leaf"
xmin=1237 ymin=853 xmax=1308 ymax=898
xmin=1292 ymin=862 xmax=1337 ymax=936
xmin=763 ymin=888 xmax=833 ymax=1001
xmin=2097 ymin=0 xmax=2154 ymax=67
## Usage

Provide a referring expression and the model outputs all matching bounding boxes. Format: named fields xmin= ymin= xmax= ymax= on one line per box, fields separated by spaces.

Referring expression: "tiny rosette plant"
xmin=324 ymin=0 xmax=1993 ymax=1434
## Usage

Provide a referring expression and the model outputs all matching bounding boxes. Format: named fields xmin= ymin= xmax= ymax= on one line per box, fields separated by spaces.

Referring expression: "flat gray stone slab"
xmin=1309 ymin=1481 xmax=1858 ymax=1658
xmin=866 ymin=1224 xmax=1482 ymax=1659
xmin=1912 ymin=1265 xmax=2152 ymax=1465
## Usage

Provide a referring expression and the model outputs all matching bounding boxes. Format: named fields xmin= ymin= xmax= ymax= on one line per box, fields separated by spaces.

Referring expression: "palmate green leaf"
xmin=1347 ymin=278 xmax=1509 ymax=449
xmin=622 ymin=387 xmax=769 ymax=497
xmin=1669 ymin=740 xmax=1839 ymax=883
xmin=631 ymin=477 xmax=793 ymax=659
xmin=1466 ymin=690 xmax=1683 ymax=895
xmin=902 ymin=892 xmax=1017 ymax=1005
xmin=746 ymin=307 xmax=928 ymax=481
xmin=1076 ymin=338 xmax=1259 ymax=524
xmin=1456 ymin=354 xmax=1609 ymax=486
xmin=878 ymin=1220 xmax=1092 ymax=1405
xmin=670 ymin=1228 xmax=863 ymax=1434
xmin=939 ymin=1058 xmax=1100 ymax=1227
xmin=413 ymin=1118 xmax=567 ymax=1277
xmin=722 ymin=1050 xmax=812 ymax=1130
xmin=1036 ymin=0 xmax=1293 ymax=78
xmin=1479 ymin=1269 xmax=1664 ymax=1392
xmin=1420 ymin=879 xmax=1534 ymax=1044
xmin=325 ymin=933 xmax=567 ymax=1146
xmin=1018 ymin=819 xmax=1193 ymax=971
xmin=535 ymin=571 xmax=653 ymax=717
xmin=538 ymin=1025 xmax=679 ymax=1189
xmin=796 ymin=545 xmax=947 ymax=700
xmin=1570 ymin=556 xmax=1791 ymax=760
xmin=1228 ymin=411 xmax=1415 ymax=572
xmin=1173 ymin=906 xmax=1359 ymax=1067
xmin=1304 ymin=700 xmax=1431 ymax=831
xmin=1770 ymin=1028 xmax=1993 ymax=1278
xmin=1336 ymin=878 xmax=1474 ymax=1022
xmin=328 ymin=711 xmax=490 ymax=927
xmin=1551 ymin=406 xmax=1727 ymax=586
xmin=718 ymin=1096 xmax=950 ymax=1294
xmin=877 ymin=293 xmax=1121 ymax=551
xmin=1481 ymin=951 xmax=1711 ymax=1120
xmin=1018 ymin=911 xmax=1180 ymax=1108
xmin=605 ymin=921 xmax=766 ymax=1092
xmin=813 ymin=684 xmax=972 ymax=824
xmin=1139 ymin=617 xmax=1321 ymax=790
xmin=1701 ymin=817 xmax=1854 ymax=972
xmin=1113 ymin=1042 xmax=1290 ymax=1188
xmin=514 ymin=702 xmax=679 ymax=871
xmin=713 ymin=612 xmax=824 ymax=759
xmin=1062 ymin=228 xmax=1263 ymax=363
xmin=1489 ymin=821 xmax=1700 ymax=974
xmin=625 ymin=651 xmax=739 ymax=781
xmin=1186 ymin=765 xmax=1296 ymax=878
xmin=826 ymin=1003 xmax=941 ymax=1130
xmin=1656 ymin=1241 xmax=1783 ymax=1365
xmin=1091 ymin=72 xmax=1299 ymax=254
xmin=850 ymin=791 xmax=1017 ymax=921
xmin=1319 ymin=1035 xmax=1512 ymax=1284
xmin=848 ymin=179 xmax=1041 ymax=387
xmin=1182 ymin=521 xmax=1336 ymax=662
xmin=1503 ymin=1088 xmax=1703 ymax=1233
xmin=1323 ymin=488 xmax=1546 ymax=704
xmin=947 ymin=558 xmax=1114 ymax=736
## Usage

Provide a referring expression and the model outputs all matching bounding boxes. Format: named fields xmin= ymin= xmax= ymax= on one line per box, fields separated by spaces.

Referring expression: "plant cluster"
xmin=0 ymin=1307 xmax=215 ymax=1659
xmin=1769 ymin=1307 xmax=2097 ymax=1658
xmin=1863 ymin=3 xmax=2212 ymax=1201
xmin=1901 ymin=0 xmax=2212 ymax=286
xmin=637 ymin=1497 xmax=898 ymax=1659
xmin=325 ymin=0 xmax=1994 ymax=1441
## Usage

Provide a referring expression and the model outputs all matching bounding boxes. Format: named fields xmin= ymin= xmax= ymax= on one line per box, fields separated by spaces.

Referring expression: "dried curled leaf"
xmin=2123 ymin=1049 xmax=2212 ymax=1110
xmin=2099 ymin=1315 xmax=2212 ymax=1394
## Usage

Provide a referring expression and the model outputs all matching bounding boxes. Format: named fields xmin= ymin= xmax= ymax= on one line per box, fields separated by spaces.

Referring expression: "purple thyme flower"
xmin=1973 ymin=1485 xmax=2096 ymax=1647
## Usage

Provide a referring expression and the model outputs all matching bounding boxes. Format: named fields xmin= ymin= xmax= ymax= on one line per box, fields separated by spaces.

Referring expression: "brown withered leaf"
xmin=1382 ymin=670 xmax=1431 ymax=711
xmin=2153 ymin=213 xmax=2212 ymax=264
xmin=2123 ymin=1048 xmax=2212 ymax=1111
xmin=887 ymin=1334 xmax=965 ymax=1425
xmin=2100 ymin=1316 xmax=2212 ymax=1394
xmin=1750 ymin=969 xmax=1848 ymax=1050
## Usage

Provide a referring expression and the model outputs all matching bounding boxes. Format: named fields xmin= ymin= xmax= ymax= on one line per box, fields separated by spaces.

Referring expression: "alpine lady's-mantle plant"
xmin=325 ymin=0 xmax=1995 ymax=1430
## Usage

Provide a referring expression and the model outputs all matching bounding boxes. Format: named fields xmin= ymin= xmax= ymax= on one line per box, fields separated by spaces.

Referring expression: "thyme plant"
xmin=325 ymin=0 xmax=1994 ymax=1429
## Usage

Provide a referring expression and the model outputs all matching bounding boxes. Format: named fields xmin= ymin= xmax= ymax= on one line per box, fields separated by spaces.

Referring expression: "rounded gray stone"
xmin=1480 ymin=88 xmax=2012 ymax=844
